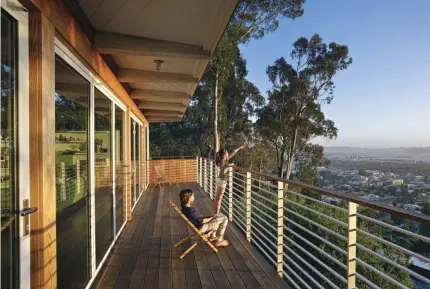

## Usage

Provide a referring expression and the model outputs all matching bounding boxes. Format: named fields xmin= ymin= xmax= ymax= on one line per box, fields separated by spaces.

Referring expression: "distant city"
xmin=317 ymin=147 xmax=430 ymax=215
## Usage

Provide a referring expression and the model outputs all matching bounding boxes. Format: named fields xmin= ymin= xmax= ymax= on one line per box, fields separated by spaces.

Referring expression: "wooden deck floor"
xmin=92 ymin=183 xmax=290 ymax=289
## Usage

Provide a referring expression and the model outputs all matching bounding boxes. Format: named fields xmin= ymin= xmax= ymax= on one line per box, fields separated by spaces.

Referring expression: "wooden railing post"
xmin=209 ymin=160 xmax=214 ymax=199
xmin=201 ymin=158 xmax=203 ymax=185
xmin=228 ymin=167 xmax=233 ymax=221
xmin=347 ymin=201 xmax=357 ymax=289
xmin=76 ymin=160 xmax=81 ymax=198
xmin=204 ymin=158 xmax=208 ymax=193
xmin=246 ymin=172 xmax=252 ymax=242
xmin=197 ymin=157 xmax=201 ymax=185
xmin=277 ymin=180 xmax=284 ymax=276
xmin=60 ymin=162 xmax=66 ymax=201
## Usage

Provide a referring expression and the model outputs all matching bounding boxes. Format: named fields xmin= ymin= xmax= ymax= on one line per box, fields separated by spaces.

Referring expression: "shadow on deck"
xmin=92 ymin=183 xmax=290 ymax=289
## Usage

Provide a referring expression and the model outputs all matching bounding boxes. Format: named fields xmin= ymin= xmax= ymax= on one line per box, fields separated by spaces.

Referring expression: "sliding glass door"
xmin=55 ymin=37 xmax=133 ymax=287
xmin=94 ymin=89 xmax=113 ymax=266
xmin=1 ymin=5 xmax=30 ymax=289
xmin=1 ymin=9 xmax=19 ymax=289
xmin=135 ymin=125 xmax=141 ymax=197
xmin=130 ymin=119 xmax=144 ymax=212
xmin=55 ymin=56 xmax=90 ymax=289
xmin=130 ymin=120 xmax=136 ymax=208
xmin=114 ymin=107 xmax=124 ymax=234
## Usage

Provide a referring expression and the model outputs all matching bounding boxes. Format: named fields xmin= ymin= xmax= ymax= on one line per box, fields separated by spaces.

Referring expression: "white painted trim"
xmin=130 ymin=111 xmax=143 ymax=126
xmin=55 ymin=39 xmax=92 ymax=82
xmin=95 ymin=82 xmax=126 ymax=111
xmin=131 ymin=186 xmax=145 ymax=213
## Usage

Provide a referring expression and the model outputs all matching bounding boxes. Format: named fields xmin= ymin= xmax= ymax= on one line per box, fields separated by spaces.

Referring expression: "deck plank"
xmin=159 ymin=186 xmax=173 ymax=288
xmin=126 ymin=191 xmax=157 ymax=289
xmin=94 ymin=183 xmax=291 ymax=289
xmin=97 ymin=191 xmax=151 ymax=289
xmin=170 ymin=186 xmax=188 ymax=289
xmin=197 ymin=185 xmax=282 ymax=289
xmin=127 ymin=191 xmax=156 ymax=289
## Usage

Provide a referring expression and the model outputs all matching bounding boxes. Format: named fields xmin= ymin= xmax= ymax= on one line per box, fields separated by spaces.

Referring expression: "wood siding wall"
xmin=149 ymin=159 xmax=197 ymax=184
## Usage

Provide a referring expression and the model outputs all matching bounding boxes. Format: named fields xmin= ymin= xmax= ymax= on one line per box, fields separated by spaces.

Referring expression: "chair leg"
xmin=180 ymin=238 xmax=200 ymax=259
xmin=201 ymin=235 xmax=218 ymax=253
xmin=174 ymin=233 xmax=195 ymax=248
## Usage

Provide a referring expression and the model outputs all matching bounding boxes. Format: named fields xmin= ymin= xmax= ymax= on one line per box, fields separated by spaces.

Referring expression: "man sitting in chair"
xmin=180 ymin=189 xmax=229 ymax=247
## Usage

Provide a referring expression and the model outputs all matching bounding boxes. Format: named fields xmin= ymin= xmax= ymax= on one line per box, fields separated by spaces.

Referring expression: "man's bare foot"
xmin=214 ymin=240 xmax=229 ymax=247
xmin=209 ymin=237 xmax=218 ymax=242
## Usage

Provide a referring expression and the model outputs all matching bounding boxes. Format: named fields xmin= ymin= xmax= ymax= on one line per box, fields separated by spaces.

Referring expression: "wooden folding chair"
xmin=154 ymin=165 xmax=172 ymax=188
xmin=169 ymin=200 xmax=218 ymax=259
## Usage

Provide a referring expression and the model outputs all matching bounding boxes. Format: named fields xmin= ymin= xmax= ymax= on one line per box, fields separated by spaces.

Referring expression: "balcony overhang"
xmin=78 ymin=0 xmax=239 ymax=123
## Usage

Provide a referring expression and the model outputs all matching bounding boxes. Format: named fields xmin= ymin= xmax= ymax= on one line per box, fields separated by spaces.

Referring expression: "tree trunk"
xmin=283 ymin=126 xmax=299 ymax=197
xmin=279 ymin=149 xmax=285 ymax=178
xmin=285 ymin=126 xmax=298 ymax=180
xmin=214 ymin=73 xmax=220 ymax=161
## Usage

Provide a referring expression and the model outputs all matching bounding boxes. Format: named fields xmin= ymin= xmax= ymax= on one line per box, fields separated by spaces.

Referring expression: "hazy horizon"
xmin=241 ymin=0 xmax=430 ymax=148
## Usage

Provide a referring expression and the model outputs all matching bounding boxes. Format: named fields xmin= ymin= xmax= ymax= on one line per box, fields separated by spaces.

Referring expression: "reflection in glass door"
xmin=94 ymin=89 xmax=113 ymax=266
xmin=130 ymin=120 xmax=136 ymax=208
xmin=135 ymin=125 xmax=141 ymax=197
xmin=114 ymin=107 xmax=124 ymax=233
xmin=55 ymin=56 xmax=90 ymax=289
xmin=1 ymin=10 xmax=18 ymax=289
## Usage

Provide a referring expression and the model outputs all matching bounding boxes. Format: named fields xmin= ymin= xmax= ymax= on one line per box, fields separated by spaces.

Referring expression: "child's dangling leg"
xmin=213 ymin=187 xmax=225 ymax=214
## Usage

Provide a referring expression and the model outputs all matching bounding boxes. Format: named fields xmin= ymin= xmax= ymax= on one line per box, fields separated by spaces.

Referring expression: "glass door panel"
xmin=114 ymin=107 xmax=124 ymax=233
xmin=94 ymin=89 xmax=113 ymax=266
xmin=55 ymin=56 xmax=90 ymax=289
xmin=130 ymin=120 xmax=136 ymax=208
xmin=1 ymin=10 xmax=18 ymax=289
xmin=135 ymin=125 xmax=140 ymax=197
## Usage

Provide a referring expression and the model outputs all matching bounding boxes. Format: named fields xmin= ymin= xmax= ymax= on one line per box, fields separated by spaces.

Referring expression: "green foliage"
xmin=150 ymin=53 xmax=264 ymax=158
xmin=256 ymin=34 xmax=352 ymax=178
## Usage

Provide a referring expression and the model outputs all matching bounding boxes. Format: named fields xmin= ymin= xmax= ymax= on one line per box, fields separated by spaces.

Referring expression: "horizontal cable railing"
xmin=195 ymin=157 xmax=430 ymax=289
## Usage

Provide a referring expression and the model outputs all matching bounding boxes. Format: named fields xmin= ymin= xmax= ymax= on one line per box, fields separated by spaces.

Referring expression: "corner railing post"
xmin=209 ymin=160 xmax=214 ymax=199
xmin=277 ymin=180 xmax=284 ymax=276
xmin=347 ymin=201 xmax=357 ymax=289
xmin=228 ymin=167 xmax=233 ymax=221
xmin=246 ymin=171 xmax=252 ymax=242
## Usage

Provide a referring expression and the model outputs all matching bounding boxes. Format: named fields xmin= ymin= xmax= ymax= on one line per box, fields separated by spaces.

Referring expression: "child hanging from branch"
xmin=214 ymin=145 xmax=245 ymax=214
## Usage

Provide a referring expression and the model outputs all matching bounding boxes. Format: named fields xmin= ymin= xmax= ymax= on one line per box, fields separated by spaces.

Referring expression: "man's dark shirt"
xmin=181 ymin=206 xmax=203 ymax=229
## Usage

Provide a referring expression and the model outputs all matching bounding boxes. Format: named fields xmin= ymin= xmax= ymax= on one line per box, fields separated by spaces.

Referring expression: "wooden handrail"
xmin=196 ymin=157 xmax=430 ymax=225
xmin=150 ymin=156 xmax=196 ymax=160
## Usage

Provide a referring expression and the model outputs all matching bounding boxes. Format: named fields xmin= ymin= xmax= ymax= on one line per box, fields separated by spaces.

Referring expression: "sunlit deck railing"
xmin=196 ymin=157 xmax=430 ymax=289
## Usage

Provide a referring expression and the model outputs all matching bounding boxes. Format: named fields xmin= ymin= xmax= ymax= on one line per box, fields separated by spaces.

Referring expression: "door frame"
xmin=130 ymin=114 xmax=144 ymax=213
xmin=1 ymin=1 xmax=30 ymax=288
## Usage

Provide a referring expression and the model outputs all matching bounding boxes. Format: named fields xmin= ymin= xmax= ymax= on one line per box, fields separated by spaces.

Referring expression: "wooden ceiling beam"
xmin=133 ymin=95 xmax=188 ymax=104
xmin=118 ymin=69 xmax=198 ymax=84
xmin=137 ymin=101 xmax=186 ymax=111
xmin=142 ymin=110 xmax=183 ymax=117
xmin=131 ymin=89 xmax=190 ymax=99
xmin=146 ymin=116 xmax=182 ymax=123
xmin=94 ymin=32 xmax=211 ymax=60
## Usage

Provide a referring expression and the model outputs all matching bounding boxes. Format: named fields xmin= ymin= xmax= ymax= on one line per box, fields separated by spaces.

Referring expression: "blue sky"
xmin=240 ymin=0 xmax=430 ymax=148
